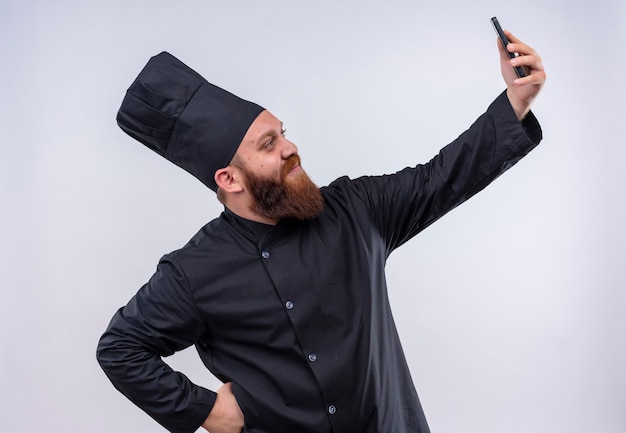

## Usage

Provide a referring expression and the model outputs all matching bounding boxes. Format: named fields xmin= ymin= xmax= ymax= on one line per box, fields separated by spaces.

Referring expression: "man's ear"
xmin=214 ymin=166 xmax=244 ymax=193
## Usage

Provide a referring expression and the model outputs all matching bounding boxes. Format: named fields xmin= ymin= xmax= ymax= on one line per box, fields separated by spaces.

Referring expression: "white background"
xmin=1 ymin=1 xmax=625 ymax=432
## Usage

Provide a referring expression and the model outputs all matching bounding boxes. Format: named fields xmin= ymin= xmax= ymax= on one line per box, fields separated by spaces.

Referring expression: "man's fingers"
xmin=500 ymin=29 xmax=545 ymax=82
xmin=510 ymin=54 xmax=542 ymax=71
xmin=503 ymin=30 xmax=524 ymax=45
xmin=503 ymin=30 xmax=536 ymax=57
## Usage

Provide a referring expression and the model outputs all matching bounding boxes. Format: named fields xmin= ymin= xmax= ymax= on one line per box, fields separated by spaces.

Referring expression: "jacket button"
xmin=308 ymin=353 xmax=317 ymax=362
xmin=261 ymin=251 xmax=270 ymax=259
xmin=328 ymin=405 xmax=336 ymax=415
xmin=285 ymin=301 xmax=294 ymax=310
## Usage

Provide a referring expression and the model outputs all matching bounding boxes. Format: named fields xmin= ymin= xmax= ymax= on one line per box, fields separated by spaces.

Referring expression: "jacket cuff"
xmin=489 ymin=90 xmax=543 ymax=145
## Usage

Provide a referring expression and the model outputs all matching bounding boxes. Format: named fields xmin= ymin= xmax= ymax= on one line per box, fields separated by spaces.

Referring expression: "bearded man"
xmin=97 ymin=28 xmax=546 ymax=433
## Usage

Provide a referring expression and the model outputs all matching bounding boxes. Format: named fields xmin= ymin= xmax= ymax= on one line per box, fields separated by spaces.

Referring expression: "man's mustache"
xmin=281 ymin=154 xmax=301 ymax=178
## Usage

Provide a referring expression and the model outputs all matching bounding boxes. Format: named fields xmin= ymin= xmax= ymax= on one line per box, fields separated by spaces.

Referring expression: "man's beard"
xmin=238 ymin=155 xmax=324 ymax=221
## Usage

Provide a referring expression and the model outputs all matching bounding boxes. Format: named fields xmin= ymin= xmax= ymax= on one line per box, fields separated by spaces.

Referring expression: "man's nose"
xmin=280 ymin=137 xmax=298 ymax=159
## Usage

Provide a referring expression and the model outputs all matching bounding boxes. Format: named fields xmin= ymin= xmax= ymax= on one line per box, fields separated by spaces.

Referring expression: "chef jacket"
xmin=97 ymin=91 xmax=542 ymax=433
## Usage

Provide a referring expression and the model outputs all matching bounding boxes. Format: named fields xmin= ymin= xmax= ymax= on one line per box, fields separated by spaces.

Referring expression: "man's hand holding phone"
xmin=491 ymin=17 xmax=546 ymax=120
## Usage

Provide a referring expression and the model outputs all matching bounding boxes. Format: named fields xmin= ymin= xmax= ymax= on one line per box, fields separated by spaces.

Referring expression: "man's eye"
xmin=281 ymin=128 xmax=287 ymax=136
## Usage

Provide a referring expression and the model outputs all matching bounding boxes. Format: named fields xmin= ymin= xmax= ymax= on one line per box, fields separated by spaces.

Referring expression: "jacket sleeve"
xmin=96 ymin=255 xmax=215 ymax=433
xmin=342 ymin=90 xmax=543 ymax=254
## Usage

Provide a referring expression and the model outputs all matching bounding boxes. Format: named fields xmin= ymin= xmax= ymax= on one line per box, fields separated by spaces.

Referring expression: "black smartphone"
xmin=490 ymin=16 xmax=527 ymax=78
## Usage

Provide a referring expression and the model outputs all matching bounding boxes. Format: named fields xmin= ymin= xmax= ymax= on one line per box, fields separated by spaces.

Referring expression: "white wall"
xmin=1 ymin=1 xmax=624 ymax=432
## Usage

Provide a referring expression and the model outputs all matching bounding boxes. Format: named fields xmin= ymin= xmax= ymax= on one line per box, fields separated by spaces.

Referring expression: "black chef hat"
xmin=116 ymin=51 xmax=265 ymax=192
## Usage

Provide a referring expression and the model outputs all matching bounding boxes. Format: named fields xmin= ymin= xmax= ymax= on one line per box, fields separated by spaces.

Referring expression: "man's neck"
xmin=224 ymin=201 xmax=279 ymax=226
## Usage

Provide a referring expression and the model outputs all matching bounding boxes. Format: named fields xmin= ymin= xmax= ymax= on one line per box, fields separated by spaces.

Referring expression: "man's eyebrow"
xmin=255 ymin=122 xmax=284 ymax=146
